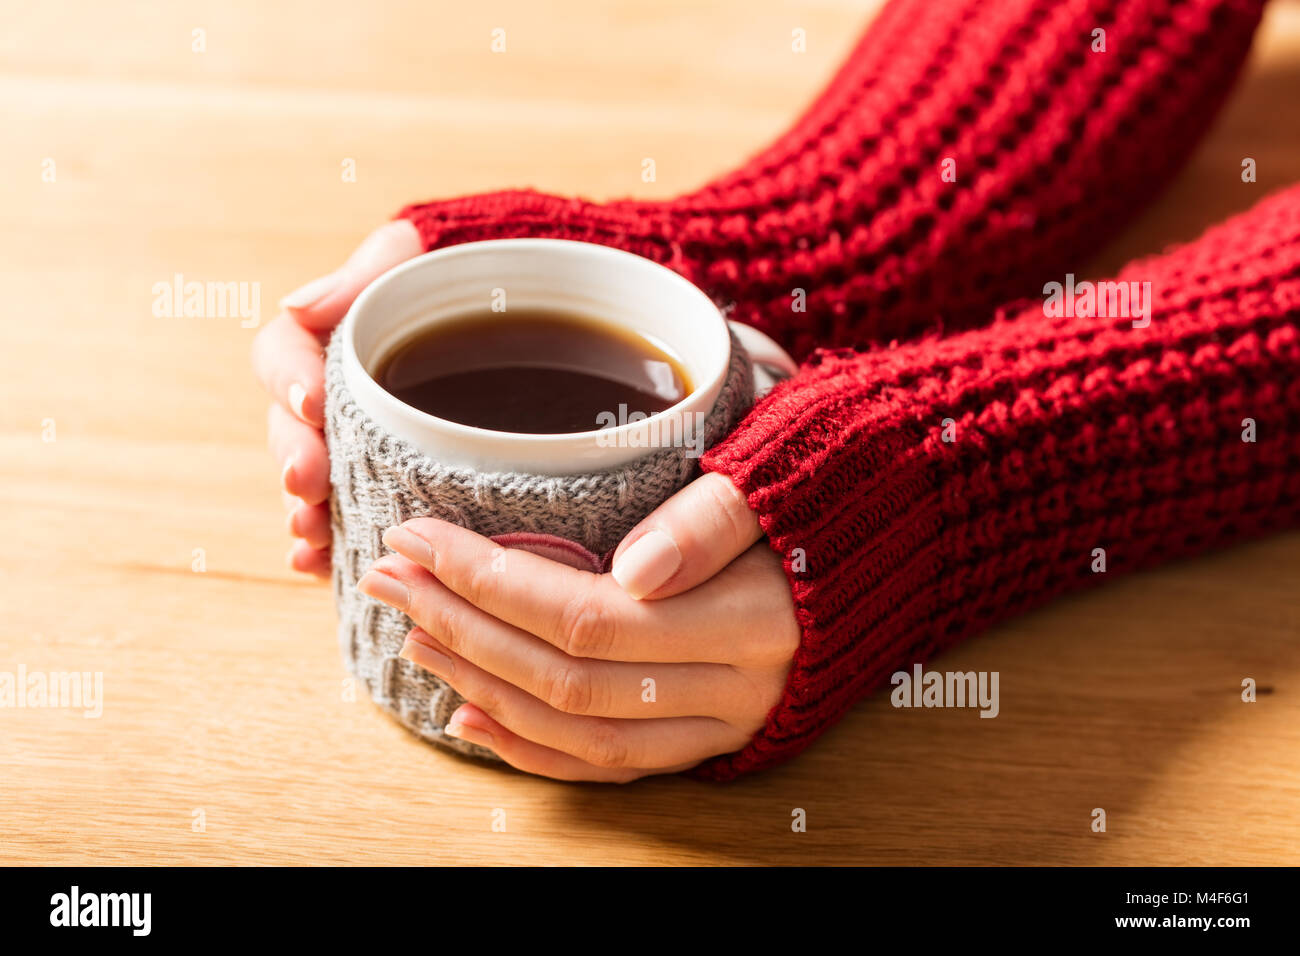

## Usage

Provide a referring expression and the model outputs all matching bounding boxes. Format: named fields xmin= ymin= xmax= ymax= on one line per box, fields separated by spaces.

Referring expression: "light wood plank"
xmin=1 ymin=0 xmax=1297 ymax=865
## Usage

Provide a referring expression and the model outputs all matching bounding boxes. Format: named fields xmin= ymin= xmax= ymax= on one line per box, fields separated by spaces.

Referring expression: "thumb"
xmin=610 ymin=471 xmax=761 ymax=600
xmin=280 ymin=219 xmax=424 ymax=333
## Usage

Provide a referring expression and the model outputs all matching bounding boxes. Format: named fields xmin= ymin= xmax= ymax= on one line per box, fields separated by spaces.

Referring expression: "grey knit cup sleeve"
xmin=323 ymin=328 xmax=755 ymax=761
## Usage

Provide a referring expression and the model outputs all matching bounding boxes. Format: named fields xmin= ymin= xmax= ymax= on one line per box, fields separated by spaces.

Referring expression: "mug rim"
xmin=338 ymin=238 xmax=732 ymax=469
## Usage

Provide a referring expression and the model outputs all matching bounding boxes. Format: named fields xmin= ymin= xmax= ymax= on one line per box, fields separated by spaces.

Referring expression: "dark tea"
xmin=373 ymin=308 xmax=693 ymax=434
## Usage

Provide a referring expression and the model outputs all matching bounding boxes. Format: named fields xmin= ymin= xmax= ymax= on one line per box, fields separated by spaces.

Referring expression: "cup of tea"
xmin=336 ymin=238 xmax=796 ymax=474
xmin=324 ymin=238 xmax=796 ymax=759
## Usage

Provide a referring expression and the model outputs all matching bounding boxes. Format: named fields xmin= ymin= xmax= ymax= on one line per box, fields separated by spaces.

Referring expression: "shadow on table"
xmin=554 ymin=533 xmax=1300 ymax=865
xmin=1084 ymin=61 xmax=1300 ymax=277
xmin=552 ymin=51 xmax=1300 ymax=866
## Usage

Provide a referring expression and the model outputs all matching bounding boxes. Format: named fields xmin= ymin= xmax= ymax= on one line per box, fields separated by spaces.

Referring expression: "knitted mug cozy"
xmin=324 ymin=327 xmax=756 ymax=759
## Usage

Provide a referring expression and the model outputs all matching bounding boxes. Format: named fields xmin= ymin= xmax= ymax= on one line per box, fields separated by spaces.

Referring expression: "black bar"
xmin=0 ymin=866 xmax=1286 ymax=941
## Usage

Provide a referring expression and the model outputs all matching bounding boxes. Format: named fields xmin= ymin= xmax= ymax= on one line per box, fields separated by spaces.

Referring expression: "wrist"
xmin=396 ymin=189 xmax=680 ymax=267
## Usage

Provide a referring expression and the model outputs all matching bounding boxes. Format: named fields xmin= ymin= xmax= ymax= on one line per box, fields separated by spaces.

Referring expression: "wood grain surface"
xmin=1 ymin=0 xmax=1297 ymax=866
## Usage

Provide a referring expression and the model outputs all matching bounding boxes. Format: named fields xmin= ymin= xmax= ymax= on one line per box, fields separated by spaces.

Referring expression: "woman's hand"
xmin=251 ymin=220 xmax=424 ymax=576
xmin=358 ymin=471 xmax=800 ymax=781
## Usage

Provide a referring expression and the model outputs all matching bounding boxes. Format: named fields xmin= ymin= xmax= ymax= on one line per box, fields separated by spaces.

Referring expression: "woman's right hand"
xmin=251 ymin=220 xmax=424 ymax=577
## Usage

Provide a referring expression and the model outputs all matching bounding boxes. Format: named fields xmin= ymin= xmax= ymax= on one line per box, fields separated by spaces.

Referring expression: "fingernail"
xmin=280 ymin=272 xmax=341 ymax=310
xmin=611 ymin=528 xmax=681 ymax=599
xmin=281 ymin=458 xmax=296 ymax=492
xmin=382 ymin=525 xmax=434 ymax=563
xmin=444 ymin=704 xmax=492 ymax=746
xmin=400 ymin=632 xmax=455 ymax=679
xmin=357 ymin=570 xmax=409 ymax=611
xmin=288 ymin=382 xmax=310 ymax=423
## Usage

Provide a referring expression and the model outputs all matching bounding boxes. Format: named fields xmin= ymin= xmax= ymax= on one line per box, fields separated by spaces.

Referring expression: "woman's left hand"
xmin=357 ymin=472 xmax=799 ymax=782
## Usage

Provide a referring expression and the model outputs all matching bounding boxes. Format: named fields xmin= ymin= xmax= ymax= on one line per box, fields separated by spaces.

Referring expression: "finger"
xmin=288 ymin=501 xmax=332 ymax=550
xmin=359 ymin=554 xmax=755 ymax=720
xmin=383 ymin=519 xmax=730 ymax=663
xmin=444 ymin=703 xmax=700 ymax=783
xmin=250 ymin=312 xmax=328 ymax=428
xmin=288 ymin=539 xmax=330 ymax=578
xmin=610 ymin=471 xmax=761 ymax=600
xmin=281 ymin=220 xmax=423 ymax=334
xmin=386 ymin=519 xmax=796 ymax=667
xmin=267 ymin=403 xmax=331 ymax=505
xmin=446 ymin=702 xmax=642 ymax=782
xmin=394 ymin=626 xmax=748 ymax=770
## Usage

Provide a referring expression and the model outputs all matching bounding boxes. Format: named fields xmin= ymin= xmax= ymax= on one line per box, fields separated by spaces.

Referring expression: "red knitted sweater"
xmin=698 ymin=185 xmax=1300 ymax=778
xmin=402 ymin=0 xmax=1265 ymax=355
xmin=396 ymin=0 xmax=1291 ymax=778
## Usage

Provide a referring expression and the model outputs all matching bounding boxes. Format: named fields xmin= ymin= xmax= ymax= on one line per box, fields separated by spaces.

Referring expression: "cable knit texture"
xmin=695 ymin=185 xmax=1300 ymax=779
xmin=401 ymin=0 xmax=1265 ymax=357
xmin=325 ymin=331 xmax=754 ymax=760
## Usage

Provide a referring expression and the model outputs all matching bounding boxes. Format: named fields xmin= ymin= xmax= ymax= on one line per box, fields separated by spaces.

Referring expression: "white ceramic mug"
xmin=339 ymin=238 xmax=797 ymax=475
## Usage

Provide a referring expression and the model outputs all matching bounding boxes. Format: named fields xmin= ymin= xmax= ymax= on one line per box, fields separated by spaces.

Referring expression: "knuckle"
xmin=703 ymin=474 xmax=754 ymax=546
xmin=717 ymin=478 xmax=759 ymax=538
xmin=746 ymin=608 xmax=800 ymax=668
xmin=470 ymin=684 xmax=505 ymax=722
xmin=732 ymin=548 xmax=801 ymax=667
xmin=775 ymin=618 xmax=801 ymax=662
xmin=733 ymin=668 xmax=788 ymax=734
xmin=544 ymin=665 xmax=594 ymax=716
xmin=752 ymin=626 xmax=800 ymax=671
xmin=559 ymin=587 xmax=616 ymax=659
xmin=432 ymin=599 xmax=465 ymax=654
xmin=577 ymin=721 xmax=630 ymax=769
xmin=250 ymin=319 xmax=271 ymax=364
xmin=371 ymin=218 xmax=415 ymax=244
xmin=459 ymin=556 xmax=497 ymax=610
xmin=766 ymin=599 xmax=803 ymax=665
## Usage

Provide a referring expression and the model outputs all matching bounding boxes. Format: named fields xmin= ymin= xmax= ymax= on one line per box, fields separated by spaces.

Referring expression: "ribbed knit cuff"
xmin=694 ymin=185 xmax=1300 ymax=780
xmin=397 ymin=190 xmax=682 ymax=270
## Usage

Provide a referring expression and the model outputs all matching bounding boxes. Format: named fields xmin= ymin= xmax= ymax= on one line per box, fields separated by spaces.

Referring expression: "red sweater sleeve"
xmin=691 ymin=186 xmax=1300 ymax=780
xmin=399 ymin=0 xmax=1264 ymax=357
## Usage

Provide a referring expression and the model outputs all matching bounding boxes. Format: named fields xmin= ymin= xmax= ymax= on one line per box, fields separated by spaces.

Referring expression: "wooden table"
xmin=2 ymin=0 xmax=1297 ymax=866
